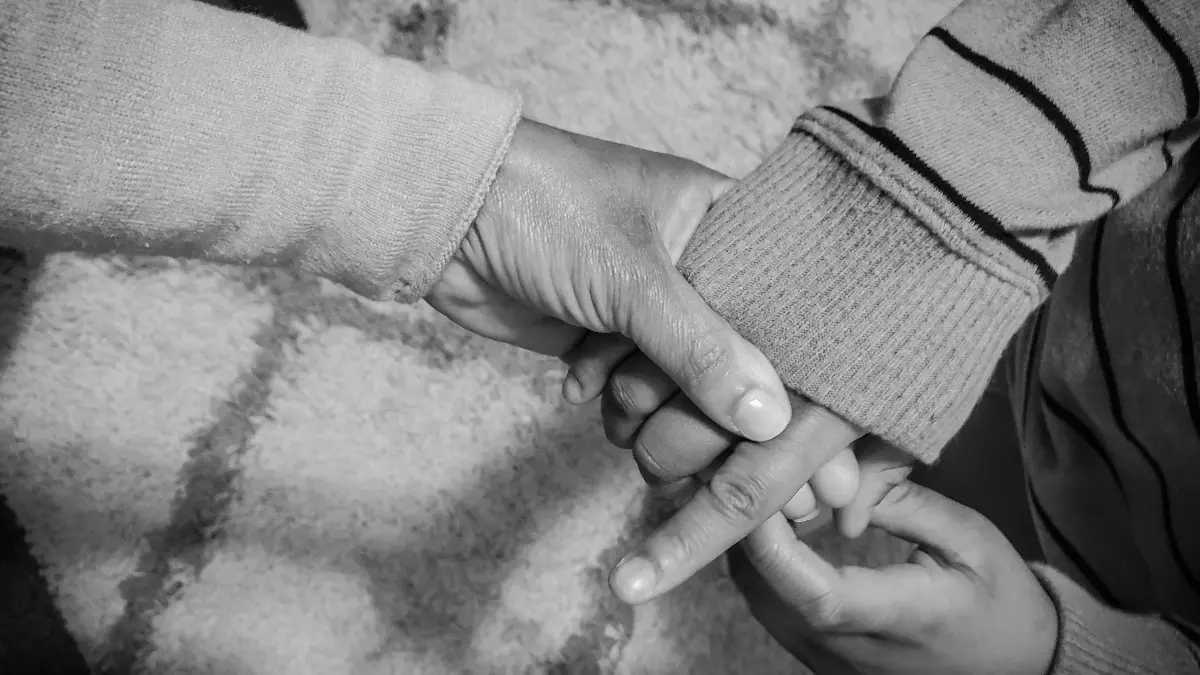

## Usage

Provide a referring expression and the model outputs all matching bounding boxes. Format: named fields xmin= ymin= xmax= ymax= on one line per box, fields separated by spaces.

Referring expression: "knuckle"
xmin=798 ymin=589 xmax=846 ymax=631
xmin=706 ymin=471 xmax=772 ymax=522
xmin=601 ymin=409 xmax=635 ymax=450
xmin=632 ymin=436 xmax=680 ymax=483
xmin=958 ymin=510 xmax=998 ymax=566
xmin=743 ymin=538 xmax=788 ymax=578
xmin=683 ymin=332 xmax=730 ymax=387
xmin=606 ymin=375 xmax=645 ymax=416
xmin=957 ymin=505 xmax=990 ymax=532
xmin=658 ymin=529 xmax=703 ymax=574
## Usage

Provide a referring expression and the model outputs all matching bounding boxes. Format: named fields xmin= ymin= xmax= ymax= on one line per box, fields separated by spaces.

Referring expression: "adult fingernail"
xmin=732 ymin=389 xmax=788 ymax=441
xmin=612 ymin=555 xmax=657 ymax=603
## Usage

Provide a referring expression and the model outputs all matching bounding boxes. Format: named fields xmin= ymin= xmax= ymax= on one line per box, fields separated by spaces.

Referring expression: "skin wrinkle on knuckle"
xmin=798 ymin=590 xmax=845 ymax=632
xmin=632 ymin=436 xmax=679 ymax=482
xmin=615 ymin=251 xmax=670 ymax=326
xmin=809 ymin=570 xmax=852 ymax=631
xmin=706 ymin=469 xmax=771 ymax=522
xmin=606 ymin=374 xmax=646 ymax=416
xmin=745 ymin=539 xmax=789 ymax=577
xmin=684 ymin=329 xmax=730 ymax=388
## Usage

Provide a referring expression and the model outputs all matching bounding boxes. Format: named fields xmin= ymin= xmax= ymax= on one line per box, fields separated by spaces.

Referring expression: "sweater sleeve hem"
xmin=1030 ymin=564 xmax=1200 ymax=674
xmin=677 ymin=115 xmax=1044 ymax=461
xmin=0 ymin=0 xmax=521 ymax=305
xmin=340 ymin=61 xmax=522 ymax=303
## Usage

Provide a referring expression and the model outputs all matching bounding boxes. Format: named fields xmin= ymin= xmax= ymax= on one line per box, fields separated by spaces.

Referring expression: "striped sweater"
xmin=2 ymin=0 xmax=1198 ymax=673
xmin=677 ymin=0 xmax=1200 ymax=672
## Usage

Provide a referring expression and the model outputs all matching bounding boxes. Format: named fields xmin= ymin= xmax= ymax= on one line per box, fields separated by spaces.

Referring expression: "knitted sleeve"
xmin=677 ymin=0 xmax=1199 ymax=461
xmin=0 ymin=0 xmax=520 ymax=302
xmin=1031 ymin=564 xmax=1200 ymax=674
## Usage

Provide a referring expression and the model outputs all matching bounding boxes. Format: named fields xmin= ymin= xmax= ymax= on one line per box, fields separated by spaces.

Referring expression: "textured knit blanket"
xmin=0 ymin=0 xmax=955 ymax=672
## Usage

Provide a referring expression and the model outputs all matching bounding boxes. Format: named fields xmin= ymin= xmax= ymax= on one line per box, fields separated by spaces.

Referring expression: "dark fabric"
xmin=0 ymin=488 xmax=90 ymax=675
xmin=910 ymin=360 xmax=1044 ymax=563
xmin=210 ymin=0 xmax=307 ymax=29
xmin=0 ymin=247 xmax=88 ymax=675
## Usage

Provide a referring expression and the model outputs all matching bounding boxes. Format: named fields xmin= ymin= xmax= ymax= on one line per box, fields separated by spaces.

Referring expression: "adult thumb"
xmin=619 ymin=266 xmax=792 ymax=442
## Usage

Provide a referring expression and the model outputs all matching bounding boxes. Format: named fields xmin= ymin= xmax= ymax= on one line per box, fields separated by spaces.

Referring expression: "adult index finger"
xmin=609 ymin=400 xmax=861 ymax=604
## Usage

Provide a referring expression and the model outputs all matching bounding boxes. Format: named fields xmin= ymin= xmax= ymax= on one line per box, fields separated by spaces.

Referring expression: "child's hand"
xmin=729 ymin=480 xmax=1059 ymax=675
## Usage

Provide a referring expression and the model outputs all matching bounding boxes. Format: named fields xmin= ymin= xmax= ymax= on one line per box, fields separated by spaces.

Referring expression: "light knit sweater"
xmin=674 ymin=0 xmax=1200 ymax=672
xmin=1 ymin=0 xmax=1197 ymax=673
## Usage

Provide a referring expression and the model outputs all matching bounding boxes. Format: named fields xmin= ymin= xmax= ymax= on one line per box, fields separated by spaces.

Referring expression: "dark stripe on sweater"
xmin=1019 ymin=307 xmax=1046 ymax=424
xmin=1027 ymin=476 xmax=1120 ymax=607
xmin=1123 ymin=0 xmax=1198 ymax=119
xmin=1163 ymin=133 xmax=1176 ymax=172
xmin=1040 ymin=388 xmax=1128 ymax=503
xmin=1165 ymin=175 xmax=1200 ymax=438
xmin=929 ymin=28 xmax=1121 ymax=211
xmin=1089 ymin=217 xmax=1200 ymax=596
xmin=819 ymin=107 xmax=1058 ymax=287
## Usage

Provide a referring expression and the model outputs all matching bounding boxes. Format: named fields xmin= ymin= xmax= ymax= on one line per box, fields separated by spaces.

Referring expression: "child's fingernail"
xmin=880 ymin=483 xmax=909 ymax=506
xmin=791 ymin=508 xmax=821 ymax=523
xmin=562 ymin=373 xmax=582 ymax=403
xmin=731 ymin=389 xmax=788 ymax=441
xmin=612 ymin=555 xmax=657 ymax=603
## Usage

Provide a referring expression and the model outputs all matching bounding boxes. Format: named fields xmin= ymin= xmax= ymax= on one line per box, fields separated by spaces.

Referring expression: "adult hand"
xmin=563 ymin=336 xmax=876 ymax=603
xmin=729 ymin=479 xmax=1058 ymax=675
xmin=425 ymin=118 xmax=792 ymax=443
xmin=607 ymin=386 xmax=867 ymax=603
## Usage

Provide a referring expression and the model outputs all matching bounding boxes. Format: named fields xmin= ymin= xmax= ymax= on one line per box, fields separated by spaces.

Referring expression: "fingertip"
xmin=560 ymin=333 xmax=636 ymax=403
xmin=609 ymin=554 xmax=659 ymax=604
xmin=562 ymin=365 xmax=606 ymax=404
xmin=834 ymin=504 xmax=871 ymax=539
xmin=730 ymin=386 xmax=791 ymax=442
xmin=561 ymin=372 xmax=583 ymax=404
xmin=810 ymin=447 xmax=860 ymax=509
xmin=781 ymin=483 xmax=817 ymax=521
xmin=642 ymin=275 xmax=790 ymax=442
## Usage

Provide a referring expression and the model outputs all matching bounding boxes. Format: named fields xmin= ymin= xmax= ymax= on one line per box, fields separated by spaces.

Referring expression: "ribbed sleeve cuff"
xmin=343 ymin=61 xmax=521 ymax=303
xmin=1030 ymin=564 xmax=1200 ymax=674
xmin=677 ymin=118 xmax=1042 ymax=461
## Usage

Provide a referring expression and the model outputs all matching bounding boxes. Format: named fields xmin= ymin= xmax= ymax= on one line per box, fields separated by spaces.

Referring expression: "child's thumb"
xmin=870 ymin=480 xmax=994 ymax=569
xmin=834 ymin=438 xmax=915 ymax=538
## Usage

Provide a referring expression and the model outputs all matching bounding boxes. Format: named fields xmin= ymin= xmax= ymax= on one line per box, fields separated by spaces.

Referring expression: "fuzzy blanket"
xmin=0 ymin=0 xmax=956 ymax=672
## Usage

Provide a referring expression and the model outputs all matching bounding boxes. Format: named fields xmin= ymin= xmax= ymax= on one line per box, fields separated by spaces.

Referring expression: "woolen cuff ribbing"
xmin=677 ymin=125 xmax=1039 ymax=461
xmin=1030 ymin=564 xmax=1200 ymax=674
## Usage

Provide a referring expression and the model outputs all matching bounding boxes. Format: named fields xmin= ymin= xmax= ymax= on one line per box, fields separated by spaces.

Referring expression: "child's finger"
xmin=743 ymin=512 xmax=938 ymax=635
xmin=835 ymin=439 xmax=914 ymax=539
xmin=601 ymin=352 xmax=680 ymax=449
xmin=781 ymin=483 xmax=818 ymax=521
xmin=869 ymin=481 xmax=995 ymax=571
xmin=561 ymin=332 xmax=637 ymax=403
xmin=809 ymin=447 xmax=859 ymax=509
